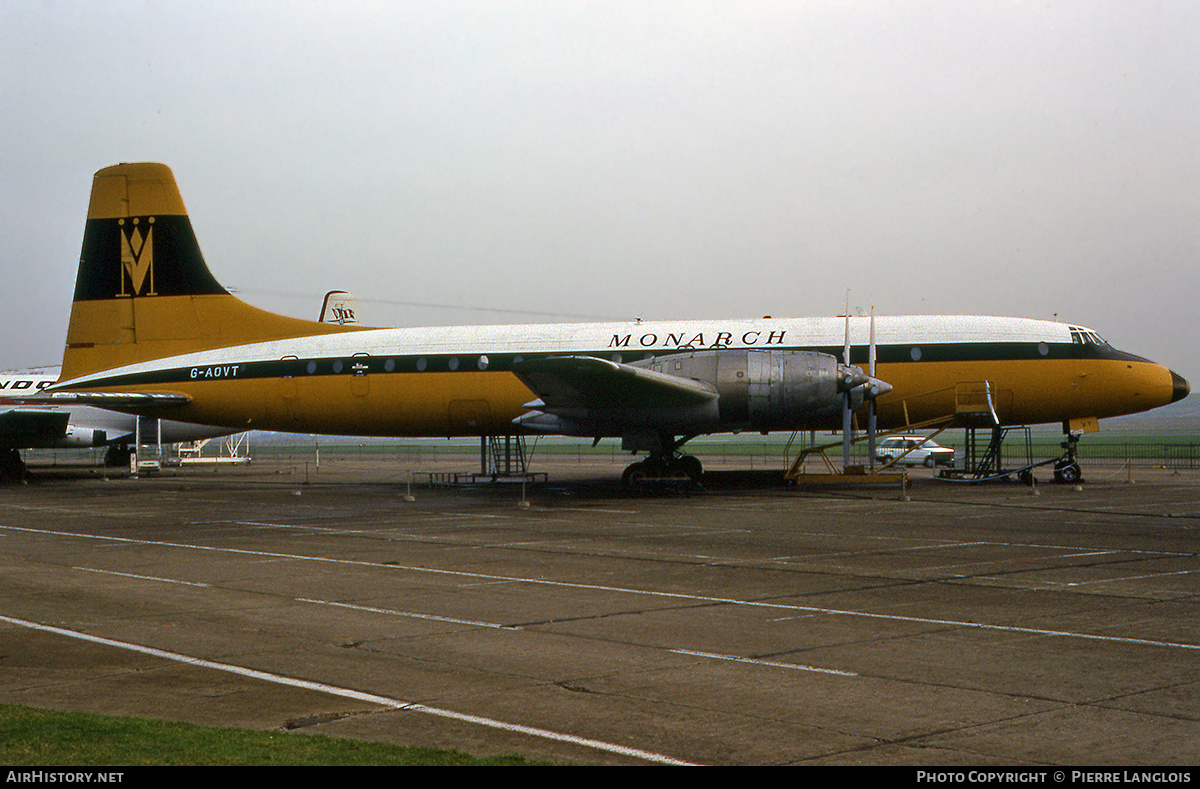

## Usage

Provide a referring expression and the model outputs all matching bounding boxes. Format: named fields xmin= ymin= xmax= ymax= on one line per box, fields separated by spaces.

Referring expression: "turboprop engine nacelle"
xmin=632 ymin=348 xmax=879 ymax=432
xmin=514 ymin=348 xmax=891 ymax=437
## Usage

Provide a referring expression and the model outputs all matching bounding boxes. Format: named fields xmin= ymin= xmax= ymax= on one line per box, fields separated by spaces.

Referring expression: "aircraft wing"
xmin=511 ymin=355 xmax=718 ymax=433
xmin=514 ymin=355 xmax=717 ymax=409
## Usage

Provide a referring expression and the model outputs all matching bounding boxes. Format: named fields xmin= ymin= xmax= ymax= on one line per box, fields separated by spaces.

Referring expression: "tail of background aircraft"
xmin=319 ymin=290 xmax=361 ymax=325
xmin=61 ymin=163 xmax=358 ymax=381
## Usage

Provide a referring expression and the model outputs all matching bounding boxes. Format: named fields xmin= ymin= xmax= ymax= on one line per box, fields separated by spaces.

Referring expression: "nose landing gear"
xmin=1054 ymin=432 xmax=1083 ymax=484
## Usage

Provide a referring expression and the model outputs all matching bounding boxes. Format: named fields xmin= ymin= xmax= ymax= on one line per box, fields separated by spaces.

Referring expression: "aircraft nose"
xmin=1171 ymin=370 xmax=1190 ymax=403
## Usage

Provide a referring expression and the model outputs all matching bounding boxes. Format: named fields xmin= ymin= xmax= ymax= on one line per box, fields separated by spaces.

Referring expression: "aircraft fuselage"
xmin=52 ymin=314 xmax=1185 ymax=437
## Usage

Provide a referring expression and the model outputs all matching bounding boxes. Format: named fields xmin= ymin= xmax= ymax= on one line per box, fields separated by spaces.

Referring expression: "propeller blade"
xmin=869 ymin=307 xmax=876 ymax=378
xmin=868 ymin=308 xmax=877 ymax=470
xmin=843 ymin=391 xmax=852 ymax=469
xmin=843 ymin=309 xmax=851 ymax=468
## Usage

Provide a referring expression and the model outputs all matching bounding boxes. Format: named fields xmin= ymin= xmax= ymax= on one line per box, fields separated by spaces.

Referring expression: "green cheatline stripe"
xmin=60 ymin=341 xmax=1143 ymax=390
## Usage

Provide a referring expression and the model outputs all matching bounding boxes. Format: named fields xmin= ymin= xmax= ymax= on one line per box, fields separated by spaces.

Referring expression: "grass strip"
xmin=0 ymin=704 xmax=552 ymax=766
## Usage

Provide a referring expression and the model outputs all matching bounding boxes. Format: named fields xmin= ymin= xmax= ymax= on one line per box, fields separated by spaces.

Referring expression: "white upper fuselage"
xmin=56 ymin=314 xmax=1104 ymax=387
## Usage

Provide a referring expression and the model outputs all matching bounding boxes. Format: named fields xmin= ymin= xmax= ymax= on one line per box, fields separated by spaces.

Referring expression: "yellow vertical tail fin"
xmin=62 ymin=163 xmax=355 ymax=381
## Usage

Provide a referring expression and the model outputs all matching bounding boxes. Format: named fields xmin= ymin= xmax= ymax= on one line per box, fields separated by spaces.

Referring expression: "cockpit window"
xmin=1068 ymin=327 xmax=1110 ymax=347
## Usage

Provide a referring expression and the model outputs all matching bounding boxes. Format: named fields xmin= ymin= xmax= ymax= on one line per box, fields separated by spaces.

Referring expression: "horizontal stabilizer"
xmin=18 ymin=391 xmax=191 ymax=408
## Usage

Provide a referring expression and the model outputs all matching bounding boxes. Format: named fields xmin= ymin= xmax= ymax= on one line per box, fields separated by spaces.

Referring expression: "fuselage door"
xmin=351 ymin=353 xmax=370 ymax=398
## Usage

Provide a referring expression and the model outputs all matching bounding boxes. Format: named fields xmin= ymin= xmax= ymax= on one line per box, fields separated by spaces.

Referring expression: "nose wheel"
xmin=1054 ymin=459 xmax=1082 ymax=484
xmin=1053 ymin=433 xmax=1084 ymax=483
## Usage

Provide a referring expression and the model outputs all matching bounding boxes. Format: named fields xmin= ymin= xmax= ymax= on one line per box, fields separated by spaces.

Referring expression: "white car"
xmin=875 ymin=436 xmax=956 ymax=468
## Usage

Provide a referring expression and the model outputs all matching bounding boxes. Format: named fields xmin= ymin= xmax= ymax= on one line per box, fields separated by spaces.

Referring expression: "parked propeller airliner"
xmin=0 ymin=288 xmax=360 ymax=478
xmin=37 ymin=163 xmax=1189 ymax=484
xmin=0 ymin=368 xmax=236 ymax=476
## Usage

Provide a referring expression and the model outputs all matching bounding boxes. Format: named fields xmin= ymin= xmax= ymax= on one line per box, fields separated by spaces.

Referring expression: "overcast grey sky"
xmin=2 ymin=1 xmax=1197 ymax=379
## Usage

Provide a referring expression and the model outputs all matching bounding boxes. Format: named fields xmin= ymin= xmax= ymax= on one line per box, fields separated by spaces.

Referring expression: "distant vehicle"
xmin=875 ymin=436 xmax=955 ymax=468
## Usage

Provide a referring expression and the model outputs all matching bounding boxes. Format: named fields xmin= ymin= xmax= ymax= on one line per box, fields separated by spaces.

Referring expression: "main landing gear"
xmin=1 ymin=449 xmax=25 ymax=481
xmin=104 ymin=444 xmax=133 ymax=468
xmin=621 ymin=433 xmax=704 ymax=489
xmin=621 ymin=454 xmax=704 ymax=487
